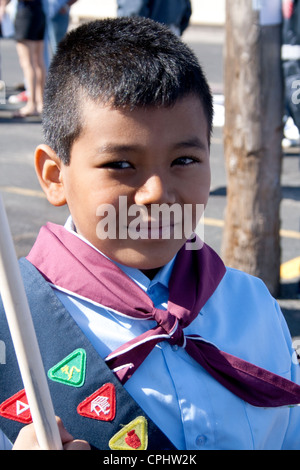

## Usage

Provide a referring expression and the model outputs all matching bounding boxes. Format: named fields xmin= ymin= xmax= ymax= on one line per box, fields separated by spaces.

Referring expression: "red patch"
xmin=125 ymin=429 xmax=141 ymax=449
xmin=77 ymin=383 xmax=116 ymax=421
xmin=0 ymin=389 xmax=32 ymax=424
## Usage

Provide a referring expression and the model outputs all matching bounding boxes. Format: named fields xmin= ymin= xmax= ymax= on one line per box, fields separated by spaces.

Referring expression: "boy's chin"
xmin=97 ymin=238 xmax=187 ymax=272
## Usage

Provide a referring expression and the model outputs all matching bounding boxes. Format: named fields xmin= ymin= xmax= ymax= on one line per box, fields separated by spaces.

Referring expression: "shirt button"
xmin=172 ymin=345 xmax=179 ymax=351
xmin=195 ymin=435 xmax=207 ymax=447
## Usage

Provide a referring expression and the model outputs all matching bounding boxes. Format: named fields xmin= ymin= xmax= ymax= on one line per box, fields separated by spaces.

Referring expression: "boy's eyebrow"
xmin=96 ymin=144 xmax=143 ymax=154
xmin=96 ymin=137 xmax=207 ymax=155
xmin=172 ymin=137 xmax=208 ymax=151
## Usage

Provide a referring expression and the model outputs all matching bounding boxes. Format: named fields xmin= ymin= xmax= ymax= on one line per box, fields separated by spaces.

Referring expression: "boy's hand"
xmin=12 ymin=417 xmax=90 ymax=450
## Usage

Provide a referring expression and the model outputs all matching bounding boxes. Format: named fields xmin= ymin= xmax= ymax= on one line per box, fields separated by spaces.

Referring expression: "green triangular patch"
xmin=48 ymin=348 xmax=86 ymax=387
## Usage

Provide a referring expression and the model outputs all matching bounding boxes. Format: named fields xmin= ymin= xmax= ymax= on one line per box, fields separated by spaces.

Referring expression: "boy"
xmin=1 ymin=17 xmax=300 ymax=450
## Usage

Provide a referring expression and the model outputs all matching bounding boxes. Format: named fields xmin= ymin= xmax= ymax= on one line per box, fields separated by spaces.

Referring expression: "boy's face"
xmin=57 ymin=95 xmax=211 ymax=273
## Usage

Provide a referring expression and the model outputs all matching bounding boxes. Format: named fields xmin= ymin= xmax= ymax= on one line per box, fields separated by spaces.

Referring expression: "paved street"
xmin=0 ymin=24 xmax=300 ymax=336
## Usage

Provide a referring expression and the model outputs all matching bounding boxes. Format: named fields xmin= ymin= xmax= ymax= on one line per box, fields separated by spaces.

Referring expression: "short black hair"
xmin=42 ymin=17 xmax=213 ymax=164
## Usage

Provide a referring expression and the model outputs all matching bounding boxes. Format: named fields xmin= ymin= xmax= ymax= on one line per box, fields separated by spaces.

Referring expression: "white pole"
xmin=0 ymin=193 xmax=62 ymax=450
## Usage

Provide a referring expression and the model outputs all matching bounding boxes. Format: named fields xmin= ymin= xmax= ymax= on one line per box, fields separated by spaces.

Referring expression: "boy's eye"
xmin=172 ymin=156 xmax=198 ymax=166
xmin=102 ymin=161 xmax=133 ymax=170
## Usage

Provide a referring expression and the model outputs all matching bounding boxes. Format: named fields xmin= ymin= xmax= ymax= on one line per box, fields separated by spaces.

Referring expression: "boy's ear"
xmin=35 ymin=144 xmax=67 ymax=207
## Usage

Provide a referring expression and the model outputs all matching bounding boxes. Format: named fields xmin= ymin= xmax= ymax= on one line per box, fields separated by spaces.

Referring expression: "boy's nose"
xmin=134 ymin=174 xmax=176 ymax=206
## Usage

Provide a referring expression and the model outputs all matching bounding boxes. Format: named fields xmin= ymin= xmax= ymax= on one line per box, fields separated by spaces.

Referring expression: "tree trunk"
xmin=222 ymin=0 xmax=283 ymax=296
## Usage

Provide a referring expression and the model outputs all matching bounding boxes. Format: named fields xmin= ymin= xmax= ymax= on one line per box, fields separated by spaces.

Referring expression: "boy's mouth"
xmin=126 ymin=221 xmax=182 ymax=240
xmin=95 ymin=198 xmax=203 ymax=242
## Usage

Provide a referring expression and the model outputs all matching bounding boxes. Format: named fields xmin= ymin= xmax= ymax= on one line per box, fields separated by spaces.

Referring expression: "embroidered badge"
xmin=77 ymin=383 xmax=116 ymax=421
xmin=109 ymin=416 xmax=148 ymax=450
xmin=0 ymin=389 xmax=32 ymax=424
xmin=48 ymin=348 xmax=86 ymax=387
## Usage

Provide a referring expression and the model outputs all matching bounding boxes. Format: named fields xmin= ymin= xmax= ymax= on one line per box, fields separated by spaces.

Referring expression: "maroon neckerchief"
xmin=27 ymin=222 xmax=300 ymax=408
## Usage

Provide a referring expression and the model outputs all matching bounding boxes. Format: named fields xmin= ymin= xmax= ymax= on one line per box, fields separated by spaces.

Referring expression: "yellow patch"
xmin=109 ymin=416 xmax=148 ymax=450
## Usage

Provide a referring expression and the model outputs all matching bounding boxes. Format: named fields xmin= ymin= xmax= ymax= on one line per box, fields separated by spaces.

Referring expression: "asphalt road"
xmin=0 ymin=24 xmax=300 ymax=336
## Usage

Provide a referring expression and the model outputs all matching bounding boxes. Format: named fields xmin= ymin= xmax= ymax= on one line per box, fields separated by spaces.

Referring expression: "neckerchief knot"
xmin=152 ymin=308 xmax=185 ymax=347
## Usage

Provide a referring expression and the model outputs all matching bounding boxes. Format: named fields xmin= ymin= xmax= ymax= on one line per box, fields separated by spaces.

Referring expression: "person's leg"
xmin=32 ymin=40 xmax=46 ymax=113
xmin=51 ymin=10 xmax=69 ymax=51
xmin=15 ymin=40 xmax=38 ymax=115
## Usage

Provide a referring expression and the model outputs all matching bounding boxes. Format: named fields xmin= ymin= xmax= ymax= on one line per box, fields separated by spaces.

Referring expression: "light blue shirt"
xmin=1 ymin=220 xmax=300 ymax=449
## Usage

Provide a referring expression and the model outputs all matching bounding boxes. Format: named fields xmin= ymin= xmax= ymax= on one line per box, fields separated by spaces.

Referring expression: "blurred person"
xmin=0 ymin=0 xmax=28 ymax=105
xmin=45 ymin=0 xmax=77 ymax=58
xmin=0 ymin=0 xmax=7 ymax=83
xmin=117 ymin=0 xmax=192 ymax=36
xmin=0 ymin=0 xmax=7 ymax=22
xmin=12 ymin=0 xmax=46 ymax=117
xmin=0 ymin=0 xmax=12 ymax=38
xmin=7 ymin=0 xmax=77 ymax=104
